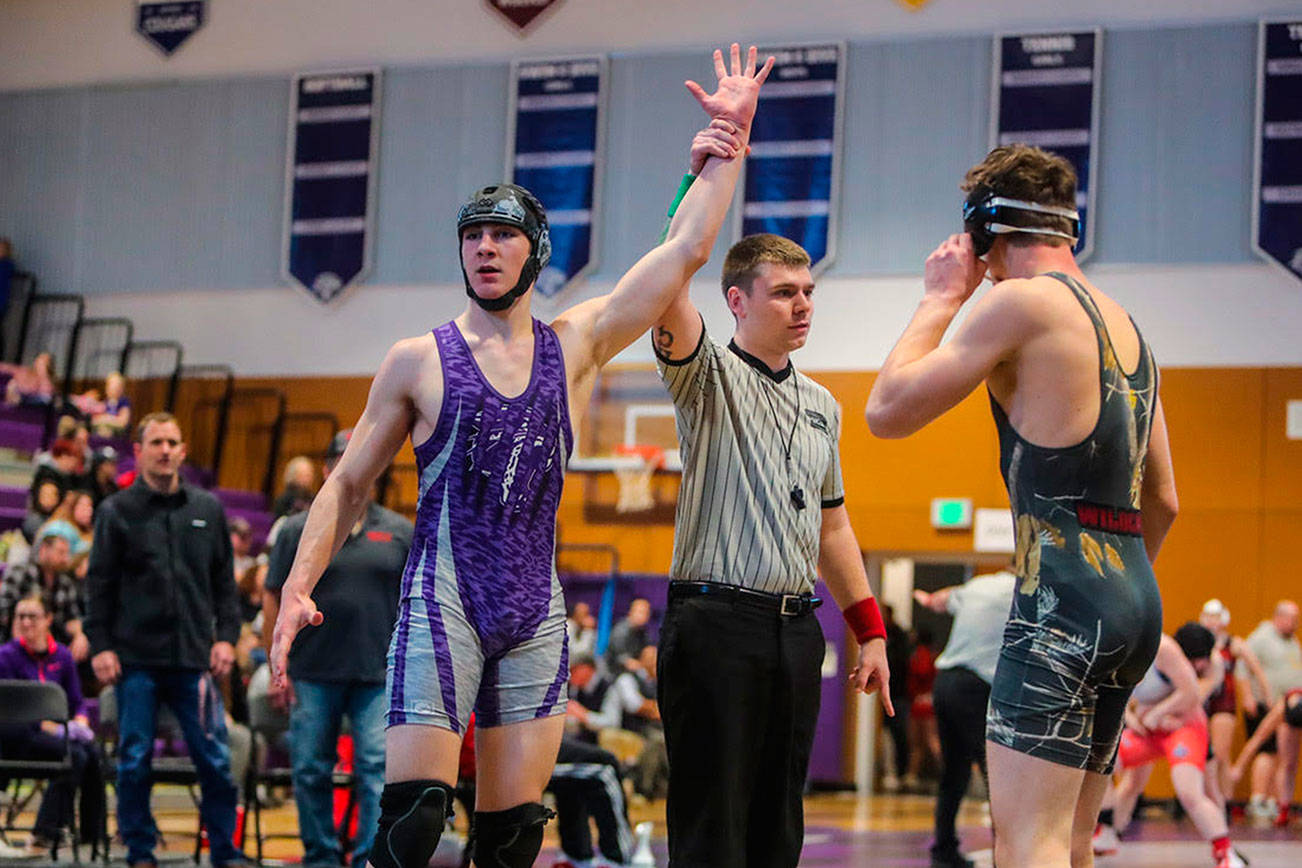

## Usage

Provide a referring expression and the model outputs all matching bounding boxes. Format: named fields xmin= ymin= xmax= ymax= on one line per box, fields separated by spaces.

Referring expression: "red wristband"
xmin=843 ymin=597 xmax=887 ymax=643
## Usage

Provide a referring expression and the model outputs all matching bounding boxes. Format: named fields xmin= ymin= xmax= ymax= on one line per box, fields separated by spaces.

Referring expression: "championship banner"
xmin=486 ymin=0 xmax=563 ymax=32
xmin=992 ymin=30 xmax=1101 ymax=261
xmin=740 ymin=43 xmax=844 ymax=274
xmin=282 ymin=69 xmax=381 ymax=304
xmin=136 ymin=1 xmax=205 ymax=56
xmin=1253 ymin=20 xmax=1302 ymax=282
xmin=507 ymin=56 xmax=605 ymax=297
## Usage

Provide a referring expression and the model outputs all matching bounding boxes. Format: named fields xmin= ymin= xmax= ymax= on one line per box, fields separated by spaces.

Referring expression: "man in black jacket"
xmin=85 ymin=411 xmax=247 ymax=868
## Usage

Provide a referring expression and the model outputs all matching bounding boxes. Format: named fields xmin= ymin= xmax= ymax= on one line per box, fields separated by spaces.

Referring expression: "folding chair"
xmin=244 ymin=669 xmax=357 ymax=865
xmin=0 ymin=678 xmax=107 ymax=863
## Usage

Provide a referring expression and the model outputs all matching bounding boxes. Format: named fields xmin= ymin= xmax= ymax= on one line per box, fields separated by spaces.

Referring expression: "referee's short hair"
xmin=721 ymin=234 xmax=811 ymax=297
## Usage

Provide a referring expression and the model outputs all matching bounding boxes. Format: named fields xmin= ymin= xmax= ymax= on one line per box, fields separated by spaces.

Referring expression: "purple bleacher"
xmin=0 ymin=418 xmax=45 ymax=453
xmin=0 ymin=506 xmax=25 ymax=533
xmin=215 ymin=488 xmax=268 ymax=512
xmin=89 ymin=434 xmax=131 ymax=456
xmin=0 ymin=402 xmax=50 ymax=428
xmin=223 ymin=506 xmax=275 ymax=551
xmin=180 ymin=463 xmax=213 ymax=488
xmin=0 ymin=485 xmax=28 ymax=509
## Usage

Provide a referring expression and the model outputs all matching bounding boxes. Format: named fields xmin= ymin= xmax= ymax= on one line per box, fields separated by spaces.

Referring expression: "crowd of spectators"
xmin=0 ymin=370 xmax=336 ymax=861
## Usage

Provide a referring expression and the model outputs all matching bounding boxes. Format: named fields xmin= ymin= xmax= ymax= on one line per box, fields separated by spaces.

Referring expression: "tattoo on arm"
xmin=656 ymin=326 xmax=674 ymax=350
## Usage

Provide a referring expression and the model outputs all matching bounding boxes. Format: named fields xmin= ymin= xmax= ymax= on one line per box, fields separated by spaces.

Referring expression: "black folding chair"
xmin=244 ymin=676 xmax=356 ymax=865
xmin=0 ymin=678 xmax=106 ymax=863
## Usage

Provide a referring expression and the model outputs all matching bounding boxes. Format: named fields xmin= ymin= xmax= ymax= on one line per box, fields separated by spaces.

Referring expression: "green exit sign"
xmin=931 ymin=498 xmax=973 ymax=530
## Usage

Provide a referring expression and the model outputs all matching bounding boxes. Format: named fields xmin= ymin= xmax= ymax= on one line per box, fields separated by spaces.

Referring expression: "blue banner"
xmin=993 ymin=31 xmax=1101 ymax=261
xmin=508 ymin=57 xmax=605 ymax=297
xmin=136 ymin=1 xmax=205 ymax=56
xmin=1254 ymin=20 xmax=1302 ymax=283
xmin=742 ymin=44 xmax=843 ymax=273
xmin=282 ymin=69 xmax=381 ymax=304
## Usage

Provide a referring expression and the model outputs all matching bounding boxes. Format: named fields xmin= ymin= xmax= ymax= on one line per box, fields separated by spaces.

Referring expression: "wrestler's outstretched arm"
xmin=553 ymin=43 xmax=773 ymax=375
xmin=267 ymin=339 xmax=423 ymax=687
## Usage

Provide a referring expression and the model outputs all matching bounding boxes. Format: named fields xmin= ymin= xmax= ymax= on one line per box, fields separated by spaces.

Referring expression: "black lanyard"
xmin=759 ymin=374 xmax=805 ymax=511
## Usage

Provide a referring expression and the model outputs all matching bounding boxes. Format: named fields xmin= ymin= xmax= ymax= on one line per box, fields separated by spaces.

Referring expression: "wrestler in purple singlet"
xmin=387 ymin=317 xmax=572 ymax=733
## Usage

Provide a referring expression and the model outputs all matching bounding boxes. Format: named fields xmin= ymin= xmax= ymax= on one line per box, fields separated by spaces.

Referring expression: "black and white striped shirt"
xmin=657 ymin=325 xmax=844 ymax=595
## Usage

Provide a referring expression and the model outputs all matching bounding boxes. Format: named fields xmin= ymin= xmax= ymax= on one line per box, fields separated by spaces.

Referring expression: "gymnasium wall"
xmin=3 ymin=20 xmax=1302 ymax=374
xmin=213 ymin=363 xmax=1300 ymax=796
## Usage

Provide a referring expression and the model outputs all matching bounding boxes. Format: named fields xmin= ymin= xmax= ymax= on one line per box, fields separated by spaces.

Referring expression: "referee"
xmin=651 ymin=227 xmax=892 ymax=868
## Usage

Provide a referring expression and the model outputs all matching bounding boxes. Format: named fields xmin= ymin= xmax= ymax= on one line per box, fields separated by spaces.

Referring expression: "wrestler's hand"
xmin=685 ymin=43 xmax=774 ymax=132
xmin=924 ymin=234 xmax=987 ymax=307
xmin=269 ymin=583 xmax=323 ymax=690
xmin=689 ymin=118 xmax=746 ymax=175
xmin=849 ymin=637 xmax=895 ymax=716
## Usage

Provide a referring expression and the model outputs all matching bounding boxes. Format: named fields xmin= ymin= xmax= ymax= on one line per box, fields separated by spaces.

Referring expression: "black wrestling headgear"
xmin=962 ymin=183 xmax=1080 ymax=257
xmin=1173 ymin=622 xmax=1216 ymax=662
xmin=456 ymin=184 xmax=552 ymax=312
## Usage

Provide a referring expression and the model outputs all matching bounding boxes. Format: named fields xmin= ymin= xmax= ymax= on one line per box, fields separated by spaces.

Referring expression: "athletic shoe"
xmin=881 ymin=774 xmax=901 ymax=793
xmin=1215 ymin=848 xmax=1249 ymax=868
xmin=630 ymin=820 xmax=656 ymax=867
xmin=1092 ymin=823 xmax=1120 ymax=856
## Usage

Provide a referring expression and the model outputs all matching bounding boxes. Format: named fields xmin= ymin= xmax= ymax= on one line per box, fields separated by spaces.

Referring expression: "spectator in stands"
xmin=1241 ymin=599 xmax=1302 ymax=818
xmin=567 ymin=600 xmax=597 ymax=659
xmin=605 ymin=597 xmax=652 ymax=674
xmin=906 ymin=626 xmax=941 ymax=790
xmin=32 ymin=438 xmax=88 ymax=495
xmin=2 ymin=351 xmax=56 ymax=406
xmin=22 ymin=477 xmax=63 ymax=544
xmin=88 ymin=446 xmax=119 ymax=506
xmin=262 ymin=428 xmax=412 ymax=868
xmin=272 ymin=455 xmax=315 ymax=520
xmin=0 ymin=594 xmax=105 ymax=856
xmin=0 ymin=521 xmax=88 ymax=661
xmin=628 ymin=644 xmax=669 ymax=800
xmin=47 ymin=489 xmax=95 ymax=566
xmin=229 ymin=517 xmax=264 ymax=625
xmin=555 ymin=652 xmax=636 ymax=867
xmin=84 ymin=411 xmax=248 ymax=868
xmin=89 ymin=372 xmax=131 ymax=439
xmin=881 ymin=603 xmax=914 ymax=793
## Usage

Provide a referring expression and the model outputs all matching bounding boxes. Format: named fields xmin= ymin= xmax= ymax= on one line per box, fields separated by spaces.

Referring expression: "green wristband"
xmin=657 ymin=173 xmax=697 ymax=244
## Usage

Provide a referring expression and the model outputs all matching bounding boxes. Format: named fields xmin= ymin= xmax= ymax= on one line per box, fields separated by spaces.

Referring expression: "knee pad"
xmin=471 ymin=802 xmax=555 ymax=868
xmin=369 ymin=779 xmax=454 ymax=868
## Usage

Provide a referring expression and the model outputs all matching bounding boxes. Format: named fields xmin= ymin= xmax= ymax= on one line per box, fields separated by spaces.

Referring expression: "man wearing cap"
xmin=262 ymin=430 xmax=412 ymax=868
xmin=0 ymin=521 xmax=88 ymax=660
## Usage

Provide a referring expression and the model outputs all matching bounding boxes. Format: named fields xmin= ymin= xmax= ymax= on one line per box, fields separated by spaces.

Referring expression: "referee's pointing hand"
xmin=849 ymin=637 xmax=894 ymax=716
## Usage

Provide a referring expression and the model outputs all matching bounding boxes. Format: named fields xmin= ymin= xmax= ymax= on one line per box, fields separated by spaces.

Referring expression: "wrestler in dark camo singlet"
xmin=986 ymin=272 xmax=1162 ymax=774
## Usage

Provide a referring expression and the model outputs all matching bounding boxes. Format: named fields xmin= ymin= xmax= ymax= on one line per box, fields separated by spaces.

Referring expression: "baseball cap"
xmin=326 ymin=428 xmax=353 ymax=460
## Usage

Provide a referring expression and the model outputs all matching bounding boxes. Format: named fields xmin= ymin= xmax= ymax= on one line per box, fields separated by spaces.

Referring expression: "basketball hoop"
xmin=613 ymin=444 xmax=665 ymax=513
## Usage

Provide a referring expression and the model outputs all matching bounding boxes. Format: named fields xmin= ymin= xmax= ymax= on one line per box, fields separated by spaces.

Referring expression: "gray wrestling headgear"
xmin=456 ymin=184 xmax=552 ymax=312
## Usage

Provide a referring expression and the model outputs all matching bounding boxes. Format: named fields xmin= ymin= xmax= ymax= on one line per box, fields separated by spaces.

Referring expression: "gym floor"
xmin=3 ymin=788 xmax=1299 ymax=866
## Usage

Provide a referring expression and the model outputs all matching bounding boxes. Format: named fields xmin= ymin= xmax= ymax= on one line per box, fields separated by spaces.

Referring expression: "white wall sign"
xmin=974 ymin=507 xmax=1016 ymax=553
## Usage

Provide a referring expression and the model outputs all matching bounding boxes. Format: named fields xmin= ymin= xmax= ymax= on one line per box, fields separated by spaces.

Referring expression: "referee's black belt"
xmin=669 ymin=581 xmax=823 ymax=617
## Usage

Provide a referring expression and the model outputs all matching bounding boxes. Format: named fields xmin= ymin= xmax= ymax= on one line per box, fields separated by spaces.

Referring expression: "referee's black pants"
xmin=658 ymin=592 xmax=824 ymax=868
xmin=931 ymin=665 xmax=991 ymax=862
